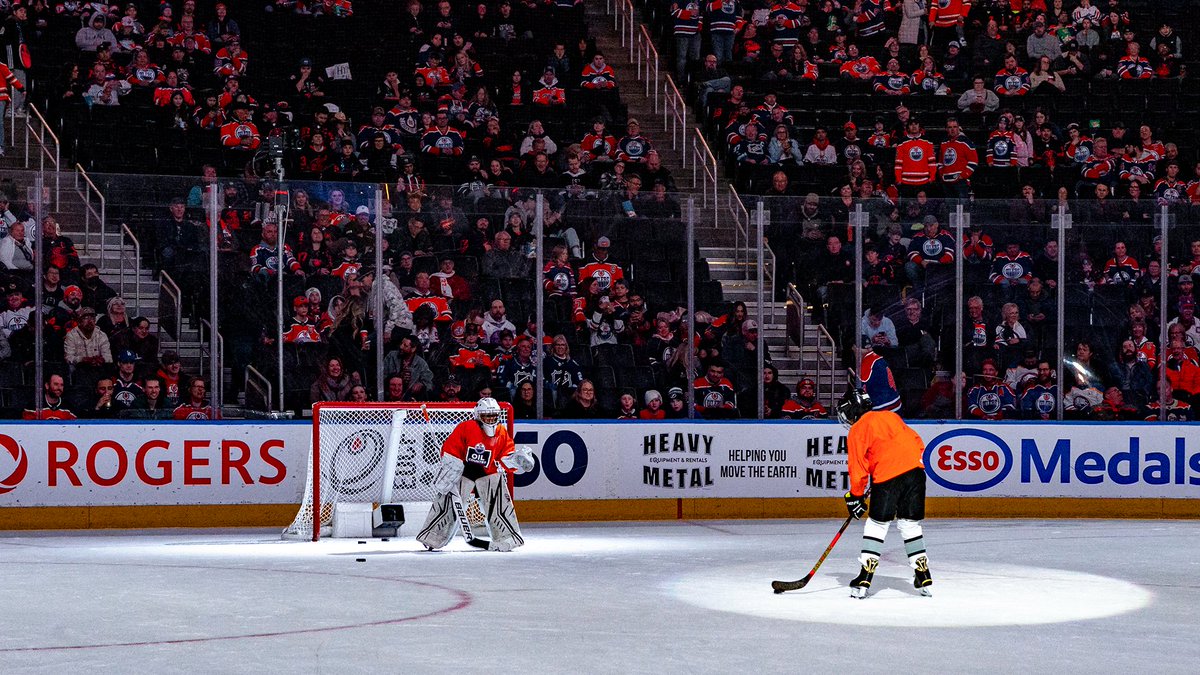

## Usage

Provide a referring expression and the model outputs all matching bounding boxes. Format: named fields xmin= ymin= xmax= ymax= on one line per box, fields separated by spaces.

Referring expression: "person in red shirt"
xmin=638 ymin=389 xmax=667 ymax=419
xmin=173 ymin=376 xmax=214 ymax=420
xmin=837 ymin=388 xmax=932 ymax=599
xmin=219 ymin=102 xmax=260 ymax=151
xmin=415 ymin=398 xmax=534 ymax=551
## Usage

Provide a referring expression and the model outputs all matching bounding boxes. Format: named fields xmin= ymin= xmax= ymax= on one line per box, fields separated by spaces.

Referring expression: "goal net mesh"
xmin=282 ymin=402 xmax=511 ymax=541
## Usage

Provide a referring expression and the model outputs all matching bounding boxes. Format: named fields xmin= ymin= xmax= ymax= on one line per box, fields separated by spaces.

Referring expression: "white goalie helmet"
xmin=474 ymin=397 xmax=502 ymax=437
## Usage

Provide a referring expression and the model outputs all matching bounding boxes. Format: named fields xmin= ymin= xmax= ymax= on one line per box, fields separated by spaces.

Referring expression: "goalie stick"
xmin=771 ymin=514 xmax=854 ymax=593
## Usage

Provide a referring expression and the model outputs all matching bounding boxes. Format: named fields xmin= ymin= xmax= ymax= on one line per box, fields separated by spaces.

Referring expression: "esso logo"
xmin=0 ymin=433 xmax=29 ymax=495
xmin=923 ymin=429 xmax=1012 ymax=492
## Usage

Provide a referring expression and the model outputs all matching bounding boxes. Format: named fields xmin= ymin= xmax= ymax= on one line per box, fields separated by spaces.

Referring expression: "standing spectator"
xmin=939 ymin=117 xmax=978 ymax=200
xmin=670 ymin=1 xmax=703 ymax=80
xmin=704 ymin=0 xmax=740 ymax=65
xmin=0 ymin=59 xmax=25 ymax=157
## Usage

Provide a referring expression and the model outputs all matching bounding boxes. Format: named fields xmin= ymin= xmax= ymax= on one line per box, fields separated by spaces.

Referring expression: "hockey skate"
xmin=913 ymin=556 xmax=932 ymax=596
xmin=849 ymin=558 xmax=878 ymax=599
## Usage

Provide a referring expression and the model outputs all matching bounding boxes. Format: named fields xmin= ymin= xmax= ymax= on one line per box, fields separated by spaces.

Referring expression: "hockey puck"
xmin=355 ymin=558 xmax=366 ymax=562
xmin=358 ymin=540 xmax=366 ymax=544
xmin=381 ymin=538 xmax=390 ymax=542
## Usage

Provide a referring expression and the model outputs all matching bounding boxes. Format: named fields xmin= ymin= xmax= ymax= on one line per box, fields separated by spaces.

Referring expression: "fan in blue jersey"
xmin=858 ymin=346 xmax=901 ymax=412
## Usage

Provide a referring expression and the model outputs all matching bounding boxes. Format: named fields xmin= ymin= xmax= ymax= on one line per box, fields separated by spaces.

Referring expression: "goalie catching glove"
xmin=844 ymin=492 xmax=867 ymax=520
xmin=501 ymin=446 xmax=536 ymax=474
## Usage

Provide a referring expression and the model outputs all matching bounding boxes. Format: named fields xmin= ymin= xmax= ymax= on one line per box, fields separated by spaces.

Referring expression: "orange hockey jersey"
xmin=846 ymin=410 xmax=925 ymax=495
xmin=894 ymin=138 xmax=937 ymax=185
xmin=442 ymin=418 xmax=515 ymax=479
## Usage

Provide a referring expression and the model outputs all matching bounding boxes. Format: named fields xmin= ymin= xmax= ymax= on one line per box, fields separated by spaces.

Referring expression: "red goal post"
xmin=283 ymin=401 xmax=514 ymax=541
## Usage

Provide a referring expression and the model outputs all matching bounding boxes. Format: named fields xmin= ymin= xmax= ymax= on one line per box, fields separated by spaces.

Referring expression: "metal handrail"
xmin=73 ymin=164 xmax=107 ymax=261
xmin=691 ymin=129 xmax=718 ymax=224
xmin=727 ymin=187 xmax=749 ymax=277
xmin=23 ymin=104 xmax=61 ymax=208
xmin=199 ymin=318 xmax=225 ymax=406
xmin=119 ymin=223 xmax=141 ymax=316
xmin=663 ymin=76 xmax=687 ymax=163
xmin=638 ymin=26 xmax=659 ymax=103
xmin=245 ymin=365 xmax=273 ymax=412
xmin=786 ymin=283 xmax=841 ymax=409
xmin=158 ymin=269 xmax=182 ymax=351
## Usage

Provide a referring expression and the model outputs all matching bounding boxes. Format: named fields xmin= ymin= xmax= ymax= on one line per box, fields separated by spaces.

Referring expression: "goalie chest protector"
xmin=443 ymin=419 xmax=514 ymax=480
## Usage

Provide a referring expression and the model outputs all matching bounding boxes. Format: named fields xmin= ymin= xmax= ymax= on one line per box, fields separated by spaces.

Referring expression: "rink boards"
xmin=0 ymin=420 xmax=1198 ymax=528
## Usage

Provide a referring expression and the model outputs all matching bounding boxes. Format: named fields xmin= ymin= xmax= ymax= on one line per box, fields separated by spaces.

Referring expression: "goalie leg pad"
xmin=859 ymin=517 xmax=890 ymax=566
xmin=475 ymin=473 xmax=524 ymax=552
xmin=416 ymin=492 xmax=460 ymax=550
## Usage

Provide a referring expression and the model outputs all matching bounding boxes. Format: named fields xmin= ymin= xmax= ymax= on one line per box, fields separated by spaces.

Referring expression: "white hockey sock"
xmin=860 ymin=518 xmax=890 ymax=566
xmin=896 ymin=518 xmax=927 ymax=567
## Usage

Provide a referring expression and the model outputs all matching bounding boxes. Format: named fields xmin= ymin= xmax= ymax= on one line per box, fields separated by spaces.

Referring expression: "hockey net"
xmin=283 ymin=401 xmax=513 ymax=541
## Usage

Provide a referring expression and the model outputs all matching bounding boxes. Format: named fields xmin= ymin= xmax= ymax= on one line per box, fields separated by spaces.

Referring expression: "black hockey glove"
xmin=844 ymin=492 xmax=867 ymax=520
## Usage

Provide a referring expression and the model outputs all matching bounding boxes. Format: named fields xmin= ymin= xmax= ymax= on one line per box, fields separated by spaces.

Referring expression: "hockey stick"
xmin=420 ymin=404 xmax=490 ymax=549
xmin=771 ymin=514 xmax=855 ymax=594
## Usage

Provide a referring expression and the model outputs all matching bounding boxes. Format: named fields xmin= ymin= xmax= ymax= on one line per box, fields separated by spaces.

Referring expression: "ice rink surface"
xmin=2 ymin=519 xmax=1198 ymax=674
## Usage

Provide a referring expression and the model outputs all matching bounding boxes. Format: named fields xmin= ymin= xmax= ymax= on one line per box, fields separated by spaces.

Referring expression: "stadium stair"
xmin=595 ymin=2 xmax=843 ymax=406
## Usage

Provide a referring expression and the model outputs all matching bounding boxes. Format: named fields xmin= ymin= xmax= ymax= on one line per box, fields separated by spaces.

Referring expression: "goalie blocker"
xmin=417 ymin=398 xmax=535 ymax=552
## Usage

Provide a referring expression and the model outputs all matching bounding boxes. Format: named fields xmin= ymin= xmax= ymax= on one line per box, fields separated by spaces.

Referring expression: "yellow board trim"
xmin=2 ymin=498 xmax=1199 ymax=530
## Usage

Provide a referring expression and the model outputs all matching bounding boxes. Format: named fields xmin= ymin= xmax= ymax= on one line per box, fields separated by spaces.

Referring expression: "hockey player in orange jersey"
xmin=837 ymin=388 xmax=932 ymax=598
xmin=416 ymin=398 xmax=535 ymax=551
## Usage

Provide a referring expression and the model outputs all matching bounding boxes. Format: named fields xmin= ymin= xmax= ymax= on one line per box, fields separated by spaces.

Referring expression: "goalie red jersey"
xmin=442 ymin=417 xmax=515 ymax=479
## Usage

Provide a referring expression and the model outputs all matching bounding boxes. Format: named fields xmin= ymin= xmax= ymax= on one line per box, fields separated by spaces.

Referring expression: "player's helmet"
xmin=474 ymin=397 xmax=502 ymax=437
xmin=836 ymin=389 xmax=873 ymax=429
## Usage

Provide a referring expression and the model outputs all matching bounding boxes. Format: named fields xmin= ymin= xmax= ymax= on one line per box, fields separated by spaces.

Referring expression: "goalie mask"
xmin=836 ymin=389 xmax=873 ymax=429
xmin=474 ymin=397 xmax=502 ymax=437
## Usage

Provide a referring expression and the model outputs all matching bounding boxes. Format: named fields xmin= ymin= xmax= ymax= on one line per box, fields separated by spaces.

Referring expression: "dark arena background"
xmin=0 ymin=0 xmax=1197 ymax=671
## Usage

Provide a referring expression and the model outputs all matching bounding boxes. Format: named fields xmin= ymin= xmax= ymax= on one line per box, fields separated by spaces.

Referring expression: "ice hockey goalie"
xmin=416 ymin=397 xmax=535 ymax=551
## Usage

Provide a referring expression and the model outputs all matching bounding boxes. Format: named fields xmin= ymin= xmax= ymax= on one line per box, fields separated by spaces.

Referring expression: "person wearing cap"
xmin=664 ymin=386 xmax=687 ymax=418
xmin=777 ymin=374 xmax=825 ymax=417
xmin=220 ymin=100 xmax=261 ymax=150
xmin=435 ymin=374 xmax=466 ymax=403
xmin=110 ymin=349 xmax=146 ymax=411
xmin=283 ymin=296 xmax=323 ymax=343
xmin=617 ymin=118 xmax=652 ymax=164
xmin=640 ymin=389 xmax=666 ymax=420
xmin=576 ymin=236 xmax=625 ymax=293
xmin=905 ymin=215 xmax=955 ymax=297
xmin=64 ymin=306 xmax=113 ymax=369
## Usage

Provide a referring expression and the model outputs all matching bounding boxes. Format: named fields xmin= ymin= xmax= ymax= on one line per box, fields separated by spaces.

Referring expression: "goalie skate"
xmin=849 ymin=558 xmax=878 ymax=599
